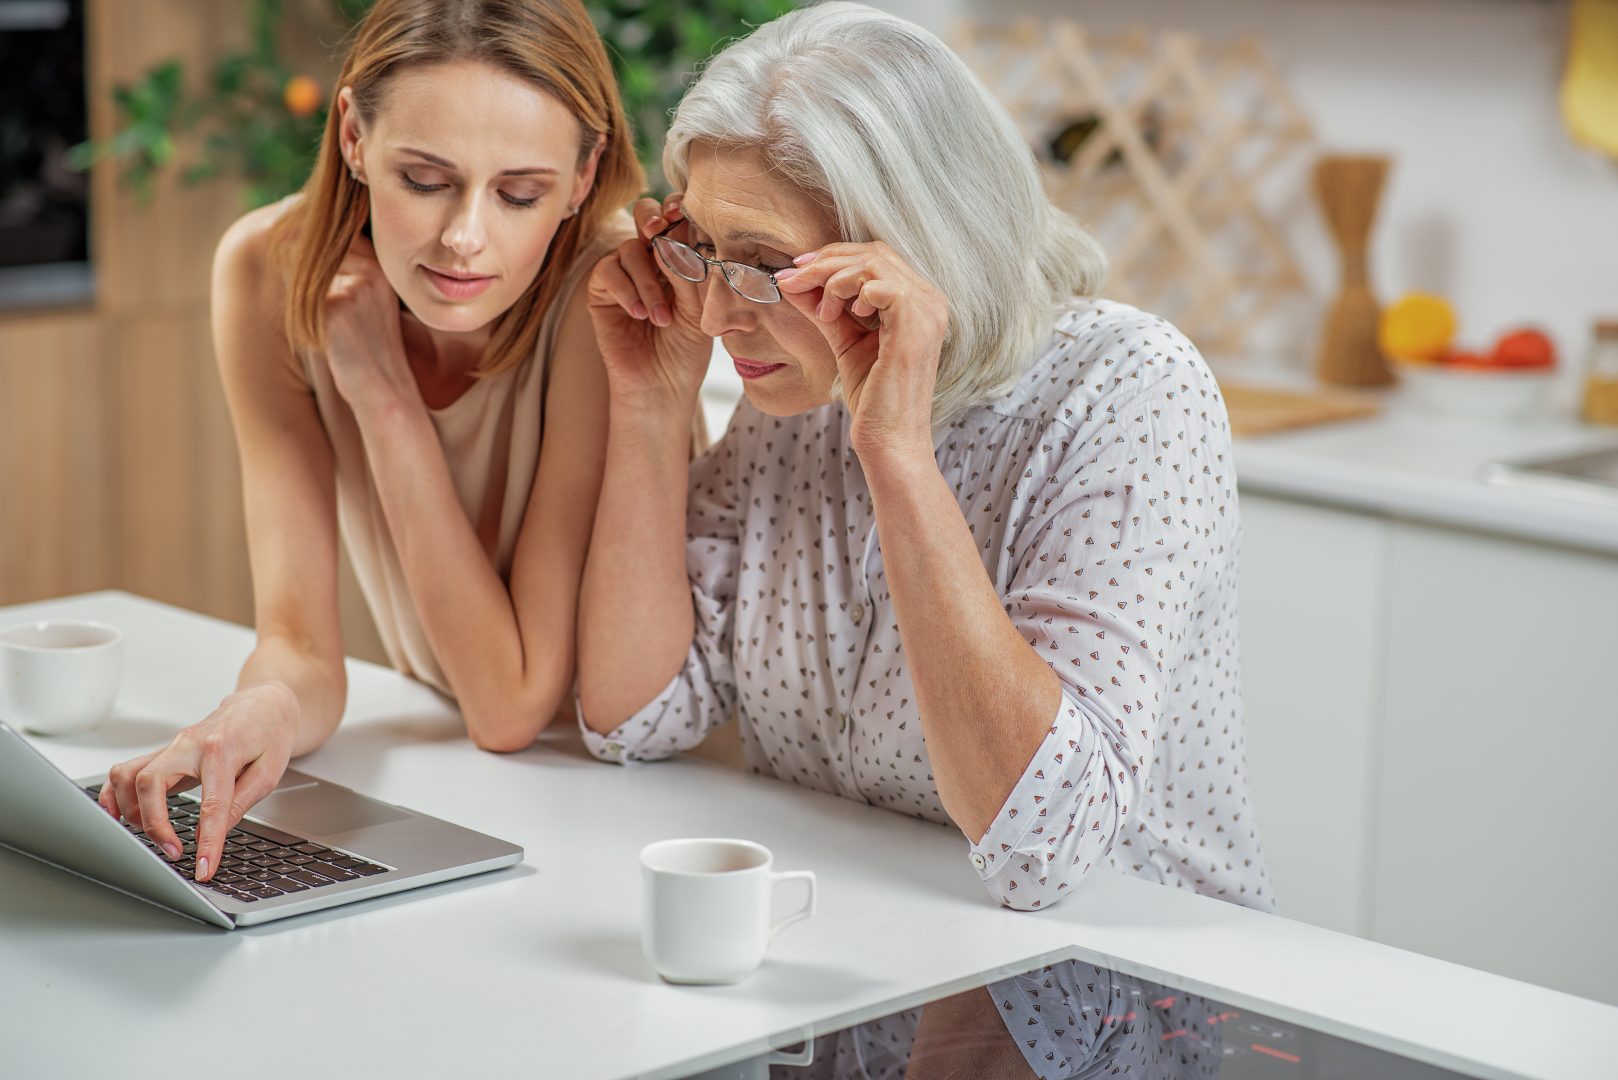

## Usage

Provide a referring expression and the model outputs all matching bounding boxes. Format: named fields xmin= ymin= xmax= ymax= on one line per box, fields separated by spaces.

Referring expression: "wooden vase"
xmin=1314 ymin=154 xmax=1394 ymax=386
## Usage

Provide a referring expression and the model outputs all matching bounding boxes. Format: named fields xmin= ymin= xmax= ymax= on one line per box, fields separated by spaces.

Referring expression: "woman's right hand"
xmin=97 ymin=682 xmax=298 ymax=883
xmin=586 ymin=194 xmax=713 ymax=409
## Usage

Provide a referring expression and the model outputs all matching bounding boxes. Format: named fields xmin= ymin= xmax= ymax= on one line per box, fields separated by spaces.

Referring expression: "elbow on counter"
xmin=980 ymin=857 xmax=1091 ymax=912
xmin=465 ymin=708 xmax=557 ymax=754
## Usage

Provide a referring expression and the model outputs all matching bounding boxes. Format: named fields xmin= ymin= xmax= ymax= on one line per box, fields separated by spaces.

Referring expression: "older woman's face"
xmin=681 ymin=144 xmax=840 ymax=416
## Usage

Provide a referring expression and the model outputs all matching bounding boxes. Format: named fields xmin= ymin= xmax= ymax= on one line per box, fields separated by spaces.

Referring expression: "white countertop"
xmin=1233 ymin=406 xmax=1618 ymax=557
xmin=3 ymin=592 xmax=1616 ymax=1079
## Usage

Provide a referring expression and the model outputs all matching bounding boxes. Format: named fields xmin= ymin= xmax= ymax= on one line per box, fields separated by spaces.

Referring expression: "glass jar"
xmin=1582 ymin=319 xmax=1618 ymax=426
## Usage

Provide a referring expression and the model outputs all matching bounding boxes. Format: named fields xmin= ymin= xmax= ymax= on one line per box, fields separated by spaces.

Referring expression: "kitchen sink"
xmin=1484 ymin=444 xmax=1618 ymax=503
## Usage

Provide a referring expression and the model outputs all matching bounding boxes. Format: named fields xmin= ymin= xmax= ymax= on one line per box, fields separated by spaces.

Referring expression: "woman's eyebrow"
xmin=398 ymin=146 xmax=560 ymax=178
xmin=723 ymin=228 xmax=792 ymax=249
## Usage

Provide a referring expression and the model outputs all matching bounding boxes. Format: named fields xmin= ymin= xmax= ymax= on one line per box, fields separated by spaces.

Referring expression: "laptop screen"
xmin=665 ymin=946 xmax=1482 ymax=1079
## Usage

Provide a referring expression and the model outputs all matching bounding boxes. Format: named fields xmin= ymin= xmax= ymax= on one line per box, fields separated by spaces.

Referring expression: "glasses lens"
xmin=725 ymin=263 xmax=781 ymax=304
xmin=654 ymin=237 xmax=707 ymax=283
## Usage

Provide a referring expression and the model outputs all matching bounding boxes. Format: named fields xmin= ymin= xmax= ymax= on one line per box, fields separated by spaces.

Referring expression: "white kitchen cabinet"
xmin=1370 ymin=522 xmax=1618 ymax=1005
xmin=1238 ymin=493 xmax=1388 ymax=937
xmin=1239 ymin=482 xmax=1618 ymax=1006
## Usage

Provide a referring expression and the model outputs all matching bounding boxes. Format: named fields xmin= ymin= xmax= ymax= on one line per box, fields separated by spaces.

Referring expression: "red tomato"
xmin=1490 ymin=329 xmax=1556 ymax=369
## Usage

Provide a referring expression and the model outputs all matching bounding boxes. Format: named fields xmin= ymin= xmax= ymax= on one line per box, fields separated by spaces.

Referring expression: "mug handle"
xmin=765 ymin=1035 xmax=815 ymax=1068
xmin=768 ymin=869 xmax=816 ymax=942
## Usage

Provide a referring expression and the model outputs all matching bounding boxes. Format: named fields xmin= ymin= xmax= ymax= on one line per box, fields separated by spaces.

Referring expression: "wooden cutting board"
xmin=1221 ymin=382 xmax=1380 ymax=436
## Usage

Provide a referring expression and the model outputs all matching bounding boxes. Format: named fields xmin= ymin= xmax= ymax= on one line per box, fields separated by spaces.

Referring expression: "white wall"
xmin=870 ymin=0 xmax=1617 ymax=390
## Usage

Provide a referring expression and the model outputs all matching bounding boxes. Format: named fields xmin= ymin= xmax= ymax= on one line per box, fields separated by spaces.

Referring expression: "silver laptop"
xmin=0 ymin=720 xmax=523 ymax=928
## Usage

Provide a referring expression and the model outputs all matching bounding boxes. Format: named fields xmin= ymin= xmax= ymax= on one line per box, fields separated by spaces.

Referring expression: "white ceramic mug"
xmin=640 ymin=838 xmax=816 ymax=985
xmin=0 ymin=620 xmax=123 ymax=736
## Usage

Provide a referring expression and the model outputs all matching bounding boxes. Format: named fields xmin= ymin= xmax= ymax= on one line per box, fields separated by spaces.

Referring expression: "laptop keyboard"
xmin=86 ymin=786 xmax=389 ymax=904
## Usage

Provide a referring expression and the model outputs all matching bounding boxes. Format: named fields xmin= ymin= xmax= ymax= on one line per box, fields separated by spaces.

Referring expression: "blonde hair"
xmin=276 ymin=0 xmax=644 ymax=376
xmin=664 ymin=1 xmax=1106 ymax=426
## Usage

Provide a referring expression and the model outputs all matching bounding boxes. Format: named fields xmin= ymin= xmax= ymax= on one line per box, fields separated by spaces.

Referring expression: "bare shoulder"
xmin=214 ymin=197 xmax=297 ymax=309
xmin=212 ymin=197 xmax=302 ymax=387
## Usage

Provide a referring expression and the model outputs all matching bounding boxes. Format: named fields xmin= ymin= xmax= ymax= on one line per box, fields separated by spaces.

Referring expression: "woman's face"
xmin=680 ymin=143 xmax=841 ymax=417
xmin=339 ymin=60 xmax=599 ymax=337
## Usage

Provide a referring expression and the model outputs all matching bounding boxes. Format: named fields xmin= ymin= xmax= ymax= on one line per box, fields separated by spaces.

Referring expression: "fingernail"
xmin=631 ymin=302 xmax=648 ymax=319
xmin=646 ymin=216 xmax=664 ymax=232
xmin=163 ymin=842 xmax=181 ymax=861
xmin=773 ymin=267 xmax=799 ymax=282
xmin=652 ymin=304 xmax=671 ymax=326
xmin=793 ymin=251 xmax=819 ymax=266
xmin=818 ymin=301 xmax=835 ymax=321
xmin=196 ymin=856 xmax=209 ymax=881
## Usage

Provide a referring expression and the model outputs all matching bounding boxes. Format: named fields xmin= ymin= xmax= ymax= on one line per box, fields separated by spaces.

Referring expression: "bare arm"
xmin=576 ymin=196 xmax=716 ymax=733
xmin=100 ymin=203 xmax=349 ymax=881
xmin=346 ymin=282 xmax=613 ymax=751
xmin=864 ymin=457 xmax=1062 ymax=842
xmin=575 ymin=394 xmax=698 ymax=732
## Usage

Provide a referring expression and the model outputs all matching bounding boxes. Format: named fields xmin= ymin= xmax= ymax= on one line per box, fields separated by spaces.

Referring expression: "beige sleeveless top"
xmin=299 ymin=219 xmax=630 ymax=697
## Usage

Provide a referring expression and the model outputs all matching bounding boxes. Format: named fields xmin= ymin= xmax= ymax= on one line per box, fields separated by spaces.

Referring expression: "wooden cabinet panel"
xmin=85 ymin=0 xmax=245 ymax=315
xmin=0 ymin=312 xmax=111 ymax=603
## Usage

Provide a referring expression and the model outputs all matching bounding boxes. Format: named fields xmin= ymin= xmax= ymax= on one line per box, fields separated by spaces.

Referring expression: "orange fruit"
xmin=283 ymin=75 xmax=322 ymax=119
xmin=1379 ymin=293 xmax=1457 ymax=364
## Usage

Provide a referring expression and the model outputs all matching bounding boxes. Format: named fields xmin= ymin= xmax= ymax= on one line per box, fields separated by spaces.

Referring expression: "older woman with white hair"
xmin=578 ymin=1 xmax=1275 ymax=922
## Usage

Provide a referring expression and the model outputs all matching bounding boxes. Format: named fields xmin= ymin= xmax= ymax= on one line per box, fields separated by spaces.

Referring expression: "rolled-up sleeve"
xmin=968 ymin=368 xmax=1226 ymax=909
xmin=580 ymin=413 xmax=744 ymax=765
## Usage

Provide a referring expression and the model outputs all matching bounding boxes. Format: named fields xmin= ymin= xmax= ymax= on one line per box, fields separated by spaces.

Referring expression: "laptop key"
xmin=305 ymin=862 xmax=358 ymax=882
xmin=287 ymin=870 xmax=337 ymax=888
xmin=247 ymin=870 xmax=278 ymax=883
xmin=248 ymin=886 xmax=282 ymax=899
xmin=264 ymin=878 xmax=309 ymax=893
xmin=285 ymin=854 xmax=315 ymax=865
xmin=214 ymin=872 xmax=244 ymax=885
xmin=291 ymin=842 xmax=331 ymax=856
xmin=234 ymin=820 xmax=303 ymax=846
xmin=350 ymin=862 xmax=389 ymax=876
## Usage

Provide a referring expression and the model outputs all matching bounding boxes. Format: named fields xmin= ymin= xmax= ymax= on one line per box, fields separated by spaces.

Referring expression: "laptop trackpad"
xmin=249 ymin=784 xmax=409 ymax=837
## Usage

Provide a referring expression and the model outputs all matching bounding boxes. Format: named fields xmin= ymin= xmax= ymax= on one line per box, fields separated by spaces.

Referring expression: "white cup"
xmin=640 ymin=837 xmax=816 ymax=985
xmin=0 ymin=620 xmax=124 ymax=736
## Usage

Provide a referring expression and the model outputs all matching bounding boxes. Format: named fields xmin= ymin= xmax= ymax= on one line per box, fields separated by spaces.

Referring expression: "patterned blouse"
xmin=581 ymin=299 xmax=1276 ymax=915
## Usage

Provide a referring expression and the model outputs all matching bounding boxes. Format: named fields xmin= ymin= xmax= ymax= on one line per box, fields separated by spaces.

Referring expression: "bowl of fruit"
xmin=1380 ymin=294 xmax=1557 ymax=421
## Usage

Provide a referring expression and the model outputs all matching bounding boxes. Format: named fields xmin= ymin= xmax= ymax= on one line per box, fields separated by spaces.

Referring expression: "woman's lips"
xmin=732 ymin=356 xmax=787 ymax=380
xmin=421 ymin=266 xmax=496 ymax=300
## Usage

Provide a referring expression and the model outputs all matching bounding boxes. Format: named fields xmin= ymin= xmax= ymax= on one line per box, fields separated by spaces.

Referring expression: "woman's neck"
xmin=400 ymin=309 xmax=492 ymax=409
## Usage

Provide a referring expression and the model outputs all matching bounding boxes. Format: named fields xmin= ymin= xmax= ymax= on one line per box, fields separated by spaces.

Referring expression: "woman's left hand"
xmin=324 ymin=233 xmax=420 ymax=419
xmin=775 ymin=242 xmax=948 ymax=468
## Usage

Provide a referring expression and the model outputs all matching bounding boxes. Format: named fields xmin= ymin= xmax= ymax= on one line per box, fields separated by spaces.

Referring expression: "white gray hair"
xmin=664 ymin=1 xmax=1107 ymax=427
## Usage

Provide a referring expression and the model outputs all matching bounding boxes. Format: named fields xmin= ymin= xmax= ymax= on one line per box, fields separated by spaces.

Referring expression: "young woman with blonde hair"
xmin=100 ymin=0 xmax=645 ymax=885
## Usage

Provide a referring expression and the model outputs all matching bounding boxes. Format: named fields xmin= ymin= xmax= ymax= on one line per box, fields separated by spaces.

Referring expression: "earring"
xmin=565 ymin=204 xmax=579 ymax=218
xmin=349 ymin=166 xmax=362 ymax=183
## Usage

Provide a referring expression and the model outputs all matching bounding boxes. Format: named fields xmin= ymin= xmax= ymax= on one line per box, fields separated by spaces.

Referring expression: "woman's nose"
xmin=441 ymin=194 xmax=487 ymax=259
xmin=698 ymin=274 xmax=755 ymax=338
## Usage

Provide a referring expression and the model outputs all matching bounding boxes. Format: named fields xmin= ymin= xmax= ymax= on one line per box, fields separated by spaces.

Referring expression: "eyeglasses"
xmin=652 ymin=219 xmax=783 ymax=305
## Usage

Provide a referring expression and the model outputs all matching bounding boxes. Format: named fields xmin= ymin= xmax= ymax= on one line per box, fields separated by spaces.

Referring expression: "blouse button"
xmin=838 ymin=713 xmax=848 ymax=733
xmin=970 ymin=852 xmax=987 ymax=872
xmin=849 ymin=603 xmax=866 ymax=627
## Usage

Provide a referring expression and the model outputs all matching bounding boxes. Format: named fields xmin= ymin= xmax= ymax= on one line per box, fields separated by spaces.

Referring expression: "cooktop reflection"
xmin=672 ymin=950 xmax=1484 ymax=1080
